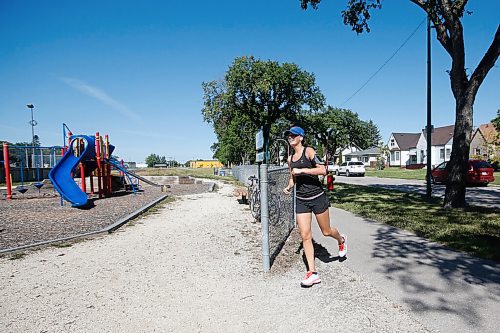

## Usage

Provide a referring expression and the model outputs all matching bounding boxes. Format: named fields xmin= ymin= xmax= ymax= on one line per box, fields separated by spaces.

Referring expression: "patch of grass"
xmin=52 ymin=242 xmax=73 ymax=248
xmin=328 ymin=183 xmax=500 ymax=261
xmin=365 ymin=167 xmax=426 ymax=180
xmin=9 ymin=252 xmax=26 ymax=260
xmin=493 ymin=172 xmax=500 ymax=186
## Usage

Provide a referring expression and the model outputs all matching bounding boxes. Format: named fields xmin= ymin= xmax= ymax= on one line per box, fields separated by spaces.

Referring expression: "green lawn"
xmin=366 ymin=167 xmax=500 ymax=186
xmin=365 ymin=167 xmax=426 ymax=180
xmin=327 ymin=183 xmax=500 ymax=261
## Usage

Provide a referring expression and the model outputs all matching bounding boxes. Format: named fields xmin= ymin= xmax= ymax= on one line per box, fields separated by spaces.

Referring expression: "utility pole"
xmin=426 ymin=15 xmax=433 ymax=198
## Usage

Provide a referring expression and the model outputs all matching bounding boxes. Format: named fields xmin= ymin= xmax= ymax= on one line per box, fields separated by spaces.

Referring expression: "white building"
xmin=416 ymin=125 xmax=454 ymax=167
xmin=344 ymin=147 xmax=381 ymax=167
xmin=387 ymin=133 xmax=420 ymax=167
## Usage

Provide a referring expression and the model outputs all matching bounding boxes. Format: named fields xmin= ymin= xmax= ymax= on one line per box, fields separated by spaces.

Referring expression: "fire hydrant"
xmin=326 ymin=172 xmax=335 ymax=191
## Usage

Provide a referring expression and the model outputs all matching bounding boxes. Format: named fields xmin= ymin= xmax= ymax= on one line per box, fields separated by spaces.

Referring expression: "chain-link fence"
xmin=1 ymin=146 xmax=64 ymax=183
xmin=267 ymin=166 xmax=295 ymax=263
xmin=231 ymin=165 xmax=259 ymax=184
xmin=232 ymin=164 xmax=295 ymax=270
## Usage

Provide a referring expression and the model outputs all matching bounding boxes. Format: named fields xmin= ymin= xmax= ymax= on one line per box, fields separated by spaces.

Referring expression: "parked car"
xmin=337 ymin=161 xmax=365 ymax=177
xmin=327 ymin=161 xmax=339 ymax=173
xmin=431 ymin=159 xmax=495 ymax=186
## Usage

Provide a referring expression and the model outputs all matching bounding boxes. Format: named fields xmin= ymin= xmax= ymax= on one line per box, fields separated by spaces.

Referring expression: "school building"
xmin=189 ymin=160 xmax=224 ymax=168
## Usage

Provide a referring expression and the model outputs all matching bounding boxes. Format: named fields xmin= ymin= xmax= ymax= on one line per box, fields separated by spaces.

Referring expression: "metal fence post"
xmin=260 ymin=163 xmax=270 ymax=271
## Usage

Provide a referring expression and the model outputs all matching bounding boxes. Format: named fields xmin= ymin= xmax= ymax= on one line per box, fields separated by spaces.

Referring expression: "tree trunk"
xmin=443 ymin=91 xmax=474 ymax=209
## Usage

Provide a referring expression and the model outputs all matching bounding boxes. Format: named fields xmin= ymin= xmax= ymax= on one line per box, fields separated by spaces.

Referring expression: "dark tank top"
xmin=290 ymin=147 xmax=324 ymax=199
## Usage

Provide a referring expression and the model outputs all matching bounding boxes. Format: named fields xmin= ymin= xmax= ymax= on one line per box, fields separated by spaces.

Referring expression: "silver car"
xmin=337 ymin=161 xmax=366 ymax=177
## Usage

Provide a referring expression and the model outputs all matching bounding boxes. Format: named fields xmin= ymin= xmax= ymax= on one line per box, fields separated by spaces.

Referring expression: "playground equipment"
xmin=48 ymin=125 xmax=165 ymax=207
xmin=2 ymin=124 xmax=165 ymax=207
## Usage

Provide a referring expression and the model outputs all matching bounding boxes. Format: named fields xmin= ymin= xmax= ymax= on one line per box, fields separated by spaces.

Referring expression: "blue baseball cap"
xmin=284 ymin=126 xmax=305 ymax=137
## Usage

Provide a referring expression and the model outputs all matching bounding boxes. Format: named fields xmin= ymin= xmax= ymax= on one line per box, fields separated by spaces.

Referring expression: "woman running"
xmin=283 ymin=126 xmax=347 ymax=287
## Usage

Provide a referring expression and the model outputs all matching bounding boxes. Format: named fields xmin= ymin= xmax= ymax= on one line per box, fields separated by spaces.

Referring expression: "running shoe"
xmin=338 ymin=234 xmax=347 ymax=257
xmin=300 ymin=271 xmax=321 ymax=287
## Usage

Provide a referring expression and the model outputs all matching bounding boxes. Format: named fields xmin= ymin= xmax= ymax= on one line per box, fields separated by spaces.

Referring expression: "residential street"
xmin=334 ymin=175 xmax=500 ymax=209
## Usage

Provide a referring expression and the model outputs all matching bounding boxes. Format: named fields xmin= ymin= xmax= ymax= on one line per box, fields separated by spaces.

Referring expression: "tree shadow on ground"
xmin=373 ymin=225 xmax=500 ymax=328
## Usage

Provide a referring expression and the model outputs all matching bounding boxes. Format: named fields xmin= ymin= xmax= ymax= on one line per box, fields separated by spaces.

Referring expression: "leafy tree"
xmin=376 ymin=141 xmax=390 ymax=170
xmin=361 ymin=120 xmax=382 ymax=149
xmin=202 ymin=55 xmax=325 ymax=164
xmin=307 ymin=106 xmax=381 ymax=163
xmin=145 ymin=153 xmax=162 ymax=168
xmin=32 ymin=135 xmax=41 ymax=147
xmin=300 ymin=0 xmax=500 ymax=209
xmin=492 ymin=109 xmax=500 ymax=133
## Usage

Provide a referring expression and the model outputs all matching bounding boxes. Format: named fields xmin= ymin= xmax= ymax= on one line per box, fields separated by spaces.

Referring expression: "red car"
xmin=431 ymin=159 xmax=495 ymax=186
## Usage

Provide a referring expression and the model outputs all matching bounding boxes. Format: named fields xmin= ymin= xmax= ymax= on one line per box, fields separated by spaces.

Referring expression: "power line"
xmin=340 ymin=17 xmax=426 ymax=107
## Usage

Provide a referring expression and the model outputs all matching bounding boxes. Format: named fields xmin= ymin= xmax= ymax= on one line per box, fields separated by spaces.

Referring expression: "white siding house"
xmin=387 ymin=133 xmax=420 ymax=167
xmin=344 ymin=147 xmax=381 ymax=167
xmin=417 ymin=125 xmax=454 ymax=167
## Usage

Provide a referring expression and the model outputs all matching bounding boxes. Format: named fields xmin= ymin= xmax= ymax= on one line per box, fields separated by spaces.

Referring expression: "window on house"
xmin=445 ymin=148 xmax=451 ymax=160
xmin=440 ymin=148 xmax=445 ymax=159
xmin=363 ymin=156 xmax=369 ymax=163
xmin=410 ymin=155 xmax=417 ymax=163
xmin=390 ymin=139 xmax=395 ymax=146
xmin=395 ymin=151 xmax=400 ymax=161
xmin=475 ymin=148 xmax=481 ymax=155
xmin=346 ymin=157 xmax=351 ymax=161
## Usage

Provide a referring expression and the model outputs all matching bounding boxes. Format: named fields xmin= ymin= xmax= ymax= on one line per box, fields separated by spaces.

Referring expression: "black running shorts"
xmin=296 ymin=192 xmax=330 ymax=214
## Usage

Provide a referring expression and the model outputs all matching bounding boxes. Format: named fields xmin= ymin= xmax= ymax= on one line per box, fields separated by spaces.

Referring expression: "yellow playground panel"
xmin=190 ymin=160 xmax=223 ymax=168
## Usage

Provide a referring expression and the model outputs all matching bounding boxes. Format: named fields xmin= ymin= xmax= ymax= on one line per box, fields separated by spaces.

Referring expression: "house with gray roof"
xmin=387 ymin=133 xmax=421 ymax=167
xmin=416 ymin=125 xmax=454 ymax=167
xmin=388 ymin=125 xmax=455 ymax=168
xmin=344 ymin=147 xmax=381 ymax=167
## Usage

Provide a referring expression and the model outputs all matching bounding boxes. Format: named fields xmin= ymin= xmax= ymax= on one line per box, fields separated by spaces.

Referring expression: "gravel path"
xmin=0 ymin=181 xmax=430 ymax=332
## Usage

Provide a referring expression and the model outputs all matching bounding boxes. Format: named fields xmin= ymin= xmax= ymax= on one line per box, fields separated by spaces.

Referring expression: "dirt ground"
xmin=0 ymin=181 xmax=430 ymax=332
xmin=0 ymin=181 xmax=213 ymax=251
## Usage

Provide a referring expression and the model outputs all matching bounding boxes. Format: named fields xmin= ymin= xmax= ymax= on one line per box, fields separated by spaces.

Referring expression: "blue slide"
xmin=49 ymin=135 xmax=96 ymax=207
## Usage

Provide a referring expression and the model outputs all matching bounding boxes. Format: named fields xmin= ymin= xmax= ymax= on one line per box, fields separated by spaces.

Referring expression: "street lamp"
xmin=26 ymin=104 xmax=37 ymax=146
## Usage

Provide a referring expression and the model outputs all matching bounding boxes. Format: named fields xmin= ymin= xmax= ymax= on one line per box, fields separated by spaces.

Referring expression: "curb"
xmin=0 ymin=194 xmax=169 ymax=255
xmin=106 ymin=194 xmax=168 ymax=232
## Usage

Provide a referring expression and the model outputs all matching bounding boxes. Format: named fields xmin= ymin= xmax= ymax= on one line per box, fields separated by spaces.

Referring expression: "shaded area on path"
xmin=315 ymin=207 xmax=500 ymax=333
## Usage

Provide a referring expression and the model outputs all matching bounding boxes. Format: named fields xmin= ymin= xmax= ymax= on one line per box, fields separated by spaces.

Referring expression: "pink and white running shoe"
xmin=300 ymin=271 xmax=321 ymax=287
xmin=339 ymin=234 xmax=347 ymax=257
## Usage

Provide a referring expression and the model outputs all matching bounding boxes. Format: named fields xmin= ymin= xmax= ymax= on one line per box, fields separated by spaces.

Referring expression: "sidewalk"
xmin=312 ymin=207 xmax=500 ymax=333
xmin=1 ymin=182 xmax=428 ymax=333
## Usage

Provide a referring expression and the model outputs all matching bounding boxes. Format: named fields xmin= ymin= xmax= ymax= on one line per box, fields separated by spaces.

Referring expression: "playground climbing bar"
xmin=3 ymin=143 xmax=12 ymax=200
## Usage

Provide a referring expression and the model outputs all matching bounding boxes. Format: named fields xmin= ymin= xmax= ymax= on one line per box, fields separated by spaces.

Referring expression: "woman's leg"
xmin=315 ymin=209 xmax=344 ymax=244
xmin=297 ymin=212 xmax=315 ymax=272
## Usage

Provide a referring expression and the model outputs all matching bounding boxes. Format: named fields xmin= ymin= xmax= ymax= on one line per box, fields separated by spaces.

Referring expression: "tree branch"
xmin=468 ymin=25 xmax=500 ymax=97
xmin=410 ymin=1 xmax=453 ymax=54
xmin=452 ymin=0 xmax=468 ymax=16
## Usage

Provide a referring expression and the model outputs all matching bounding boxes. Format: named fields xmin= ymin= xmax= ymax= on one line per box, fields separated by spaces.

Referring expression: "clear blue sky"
xmin=0 ymin=1 xmax=498 ymax=163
